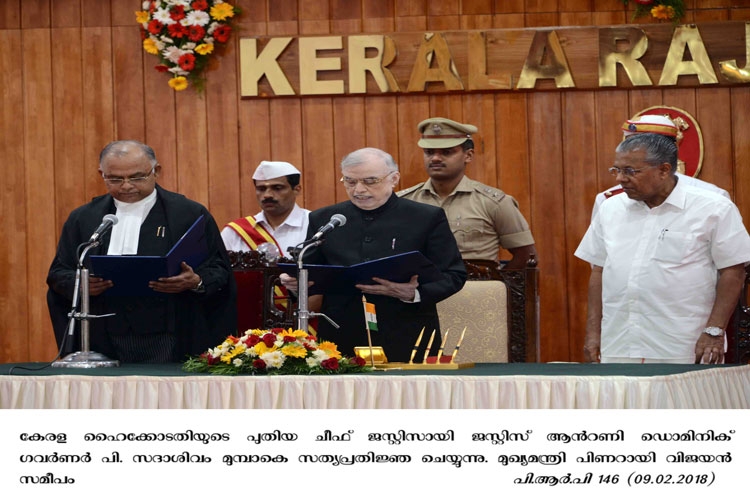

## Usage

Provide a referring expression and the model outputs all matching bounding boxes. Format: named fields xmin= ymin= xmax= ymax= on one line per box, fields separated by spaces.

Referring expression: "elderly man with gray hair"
xmin=575 ymin=133 xmax=750 ymax=364
xmin=281 ymin=147 xmax=466 ymax=362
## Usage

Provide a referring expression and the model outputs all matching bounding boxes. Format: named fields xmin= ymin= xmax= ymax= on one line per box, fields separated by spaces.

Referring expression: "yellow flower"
xmin=142 ymin=38 xmax=159 ymax=55
xmin=210 ymin=3 xmax=235 ymax=21
xmin=220 ymin=344 xmax=246 ymax=363
xmin=281 ymin=344 xmax=308 ymax=358
xmin=651 ymin=5 xmax=675 ymax=20
xmin=288 ymin=329 xmax=309 ymax=339
xmin=317 ymin=341 xmax=342 ymax=359
xmin=135 ymin=10 xmax=150 ymax=24
xmin=253 ymin=342 xmax=277 ymax=356
xmin=195 ymin=43 xmax=214 ymax=55
xmin=168 ymin=76 xmax=189 ymax=91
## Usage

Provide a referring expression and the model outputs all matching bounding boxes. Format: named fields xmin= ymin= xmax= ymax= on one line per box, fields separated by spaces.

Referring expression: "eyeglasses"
xmin=102 ymin=166 xmax=155 ymax=186
xmin=340 ymin=171 xmax=395 ymax=188
xmin=608 ymin=165 xmax=656 ymax=177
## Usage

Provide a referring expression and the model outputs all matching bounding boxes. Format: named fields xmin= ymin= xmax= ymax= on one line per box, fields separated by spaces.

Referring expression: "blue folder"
xmin=89 ymin=215 xmax=208 ymax=296
xmin=278 ymin=250 xmax=444 ymax=295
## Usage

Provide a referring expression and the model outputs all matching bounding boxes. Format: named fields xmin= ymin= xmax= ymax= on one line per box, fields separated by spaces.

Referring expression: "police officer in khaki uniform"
xmin=398 ymin=117 xmax=536 ymax=269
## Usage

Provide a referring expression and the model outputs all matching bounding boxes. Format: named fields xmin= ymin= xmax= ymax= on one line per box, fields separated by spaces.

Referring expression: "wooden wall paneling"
xmin=730 ymin=9 xmax=750 ymax=21
xmin=20 ymin=0 xmax=49 ymax=29
xmin=695 ymin=88 xmax=733 ymax=193
xmin=591 ymin=10 xmax=626 ymax=26
xmin=462 ymin=93 xmax=498 ymax=188
xmin=82 ymin=27 xmax=115 ymax=201
xmin=22 ymin=28 xmax=57 ymax=361
xmin=693 ymin=8 xmax=730 ymax=22
xmin=174 ymin=91 xmax=209 ymax=206
xmin=662 ymin=88 xmax=697 ymax=118
xmin=268 ymin=99 xmax=304 ymax=195
xmin=594 ymin=90 xmax=629 ymax=194
xmin=82 ymin=0 xmax=110 ymax=27
xmin=0 ymin=0 xmax=20 ymax=29
xmin=51 ymin=0 xmax=80 ymax=28
xmin=525 ymin=0 xmax=559 ymax=13
xmin=51 ymin=27 xmax=86 ymax=227
xmin=493 ymin=13 xmax=525 ymax=28
xmin=495 ymin=0 xmax=524 ymax=14
xmin=143 ymin=58 xmax=177 ymax=193
xmin=0 ymin=30 xmax=28 ymax=361
xmin=205 ymin=45 xmax=242 ymax=230
xmin=628 ymin=88 xmax=664 ymax=116
xmin=332 ymin=96 xmax=367 ymax=201
xmin=298 ymin=0 xmax=328 ymax=34
xmin=561 ymin=91 xmax=598 ymax=361
xmin=363 ymin=0 xmax=394 ymax=20
xmin=396 ymin=0 xmax=427 ymax=18
xmin=268 ymin=0 xmax=298 ymax=35
xmin=524 ymin=12 xmax=559 ymax=27
xmin=558 ymin=0 xmax=592 ymax=12
xmin=362 ymin=96 xmax=400 ymax=179
xmin=527 ymin=91 xmax=569 ymax=361
xmin=395 ymin=94 xmax=430 ymax=190
xmin=559 ymin=11 xmax=592 ymax=26
xmin=237 ymin=99 xmax=271 ymax=218
xmin=495 ymin=93 xmax=532 ymax=219
xmin=460 ymin=14 xmax=493 ymax=29
xmin=730 ymin=87 xmax=750 ymax=224
xmin=235 ymin=0 xmax=267 ymax=37
xmin=429 ymin=0 xmax=460 ymax=16
xmin=301 ymin=97 xmax=337 ymax=209
xmin=111 ymin=0 xmax=139 ymax=26
xmin=112 ymin=26 xmax=145 ymax=141
xmin=462 ymin=0 xmax=493 ymax=16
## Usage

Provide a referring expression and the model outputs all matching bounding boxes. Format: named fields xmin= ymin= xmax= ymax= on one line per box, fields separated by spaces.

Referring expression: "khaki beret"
xmin=417 ymin=117 xmax=478 ymax=149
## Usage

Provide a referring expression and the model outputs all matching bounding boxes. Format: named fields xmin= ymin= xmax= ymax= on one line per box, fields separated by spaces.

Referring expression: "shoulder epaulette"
xmin=396 ymin=182 xmax=425 ymax=197
xmin=471 ymin=182 xmax=506 ymax=202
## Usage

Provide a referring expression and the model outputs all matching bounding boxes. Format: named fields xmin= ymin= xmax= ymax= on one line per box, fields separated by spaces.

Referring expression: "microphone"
xmin=310 ymin=214 xmax=346 ymax=241
xmin=89 ymin=214 xmax=118 ymax=243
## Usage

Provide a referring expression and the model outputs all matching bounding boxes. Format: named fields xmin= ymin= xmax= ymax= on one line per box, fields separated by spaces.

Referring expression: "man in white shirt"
xmin=575 ymin=133 xmax=750 ymax=364
xmin=221 ymin=161 xmax=310 ymax=258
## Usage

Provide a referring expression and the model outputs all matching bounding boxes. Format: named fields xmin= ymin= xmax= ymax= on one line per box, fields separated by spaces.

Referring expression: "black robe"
xmin=46 ymin=185 xmax=236 ymax=362
xmin=304 ymin=194 xmax=466 ymax=362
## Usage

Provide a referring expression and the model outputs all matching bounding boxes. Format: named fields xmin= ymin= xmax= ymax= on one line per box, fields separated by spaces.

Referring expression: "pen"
xmin=659 ymin=228 xmax=668 ymax=240
xmin=408 ymin=327 xmax=425 ymax=364
xmin=391 ymin=238 xmax=395 ymax=250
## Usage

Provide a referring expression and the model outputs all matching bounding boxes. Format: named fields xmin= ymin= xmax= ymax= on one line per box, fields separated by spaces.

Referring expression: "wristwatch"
xmin=702 ymin=326 xmax=725 ymax=337
xmin=191 ymin=278 xmax=205 ymax=293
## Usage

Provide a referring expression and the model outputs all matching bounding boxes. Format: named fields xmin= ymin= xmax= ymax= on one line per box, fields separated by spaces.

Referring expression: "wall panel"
xmin=0 ymin=0 xmax=748 ymax=364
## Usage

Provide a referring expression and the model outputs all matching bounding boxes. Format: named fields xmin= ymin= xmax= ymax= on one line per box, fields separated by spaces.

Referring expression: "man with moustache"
xmin=280 ymin=147 xmax=466 ymax=362
xmin=222 ymin=161 xmax=309 ymax=258
xmin=398 ymin=117 xmax=536 ymax=269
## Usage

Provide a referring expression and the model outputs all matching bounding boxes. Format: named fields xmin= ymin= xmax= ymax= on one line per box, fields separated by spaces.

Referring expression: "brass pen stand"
xmin=355 ymin=328 xmax=474 ymax=371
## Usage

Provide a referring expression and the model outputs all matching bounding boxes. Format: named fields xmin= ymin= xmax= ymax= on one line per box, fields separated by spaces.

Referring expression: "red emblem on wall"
xmin=631 ymin=106 xmax=704 ymax=178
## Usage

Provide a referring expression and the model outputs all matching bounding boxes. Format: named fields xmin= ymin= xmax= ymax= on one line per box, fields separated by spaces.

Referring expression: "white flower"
xmin=162 ymin=45 xmax=186 ymax=63
xmin=261 ymin=351 xmax=286 ymax=369
xmin=142 ymin=1 xmax=150 ymax=9
xmin=207 ymin=21 xmax=219 ymax=34
xmin=232 ymin=358 xmax=243 ymax=367
xmin=306 ymin=357 xmax=321 ymax=368
xmin=184 ymin=10 xmax=211 ymax=26
xmin=165 ymin=0 xmax=190 ymax=6
xmin=152 ymin=8 xmax=175 ymax=25
xmin=168 ymin=67 xmax=190 ymax=76
xmin=182 ymin=42 xmax=197 ymax=50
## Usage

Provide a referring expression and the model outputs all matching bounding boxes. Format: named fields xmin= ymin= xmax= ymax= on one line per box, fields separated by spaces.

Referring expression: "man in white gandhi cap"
xmin=221 ymin=160 xmax=310 ymax=257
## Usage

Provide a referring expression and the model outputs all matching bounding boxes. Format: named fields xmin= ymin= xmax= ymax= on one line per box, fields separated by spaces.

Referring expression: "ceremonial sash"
xmin=226 ymin=216 xmax=317 ymax=336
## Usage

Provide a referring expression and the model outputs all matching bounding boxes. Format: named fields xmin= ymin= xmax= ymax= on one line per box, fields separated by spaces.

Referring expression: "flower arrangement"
xmin=136 ymin=0 xmax=239 ymax=91
xmin=621 ymin=0 xmax=685 ymax=23
xmin=182 ymin=328 xmax=371 ymax=375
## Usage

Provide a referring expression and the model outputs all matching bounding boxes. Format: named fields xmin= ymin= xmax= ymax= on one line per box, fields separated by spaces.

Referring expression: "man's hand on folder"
xmin=88 ymin=276 xmax=113 ymax=296
xmin=356 ymin=274 xmax=419 ymax=302
xmin=149 ymin=261 xmax=201 ymax=294
xmin=279 ymin=273 xmax=315 ymax=293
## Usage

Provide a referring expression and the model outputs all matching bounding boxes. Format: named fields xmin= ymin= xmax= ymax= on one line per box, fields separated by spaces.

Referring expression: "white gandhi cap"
xmin=252 ymin=161 xmax=301 ymax=181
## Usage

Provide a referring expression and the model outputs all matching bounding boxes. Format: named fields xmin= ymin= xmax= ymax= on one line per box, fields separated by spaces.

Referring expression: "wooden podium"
xmin=228 ymin=250 xmax=295 ymax=332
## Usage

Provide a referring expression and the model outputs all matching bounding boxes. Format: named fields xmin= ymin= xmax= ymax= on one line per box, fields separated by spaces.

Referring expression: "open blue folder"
xmin=89 ymin=215 xmax=208 ymax=296
xmin=278 ymin=250 xmax=443 ymax=295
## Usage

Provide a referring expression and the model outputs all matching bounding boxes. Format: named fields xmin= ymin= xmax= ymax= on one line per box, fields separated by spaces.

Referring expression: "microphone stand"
xmin=296 ymin=240 xmax=339 ymax=332
xmin=52 ymin=241 xmax=119 ymax=368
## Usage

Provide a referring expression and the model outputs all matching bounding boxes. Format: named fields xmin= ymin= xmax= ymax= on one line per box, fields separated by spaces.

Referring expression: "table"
xmin=2 ymin=363 xmax=748 ymax=409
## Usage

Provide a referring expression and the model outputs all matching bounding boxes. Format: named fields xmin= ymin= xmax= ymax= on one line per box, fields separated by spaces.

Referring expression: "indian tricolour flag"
xmin=364 ymin=301 xmax=378 ymax=331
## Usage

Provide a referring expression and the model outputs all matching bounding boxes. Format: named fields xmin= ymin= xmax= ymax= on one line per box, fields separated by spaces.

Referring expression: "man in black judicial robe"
xmin=47 ymin=140 xmax=236 ymax=363
xmin=282 ymin=147 xmax=466 ymax=362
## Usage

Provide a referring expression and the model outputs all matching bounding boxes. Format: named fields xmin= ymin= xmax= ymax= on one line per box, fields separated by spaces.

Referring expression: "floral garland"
xmin=136 ymin=0 xmax=239 ymax=92
xmin=621 ymin=0 xmax=685 ymax=23
xmin=182 ymin=328 xmax=371 ymax=375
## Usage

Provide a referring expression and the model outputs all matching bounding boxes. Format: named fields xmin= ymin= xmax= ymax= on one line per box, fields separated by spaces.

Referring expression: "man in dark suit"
xmin=47 ymin=140 xmax=236 ymax=363
xmin=281 ymin=147 xmax=466 ymax=362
